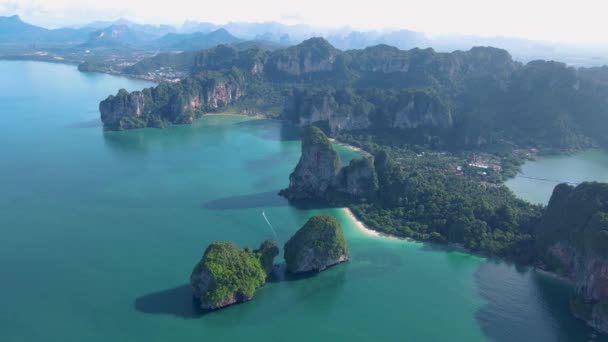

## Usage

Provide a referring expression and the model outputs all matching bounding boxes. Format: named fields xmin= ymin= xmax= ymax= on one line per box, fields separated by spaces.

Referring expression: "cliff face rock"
xmin=350 ymin=44 xmax=412 ymax=73
xmin=287 ymin=87 xmax=451 ymax=133
xmin=99 ymin=89 xmax=146 ymax=130
xmin=284 ymin=215 xmax=349 ymax=273
xmin=190 ymin=240 xmax=278 ymax=310
xmin=269 ymin=38 xmax=338 ymax=76
xmin=251 ymin=61 xmax=264 ymax=75
xmin=291 ymin=93 xmax=371 ymax=132
xmin=273 ymin=50 xmax=336 ymax=75
xmin=335 ymin=157 xmax=379 ymax=200
xmin=205 ymin=81 xmax=240 ymax=108
xmin=280 ymin=126 xmax=378 ymax=203
xmin=547 ymin=241 xmax=608 ymax=333
xmin=391 ymin=91 xmax=453 ymax=129
xmin=536 ymin=182 xmax=608 ymax=333
xmin=99 ymin=74 xmax=242 ymax=130
xmin=548 ymin=240 xmax=608 ymax=333
xmin=281 ymin=126 xmax=341 ymax=200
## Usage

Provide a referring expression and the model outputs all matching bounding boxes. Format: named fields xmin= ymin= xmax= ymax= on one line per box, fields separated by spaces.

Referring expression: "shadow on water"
xmin=101 ymin=118 xmax=237 ymax=155
xmin=236 ymin=119 xmax=301 ymax=142
xmin=134 ymin=284 xmax=209 ymax=319
xmin=135 ymin=264 xmax=348 ymax=319
xmin=473 ymin=261 xmax=607 ymax=342
xmin=102 ymin=130 xmax=150 ymax=155
xmin=202 ymin=191 xmax=289 ymax=210
xmin=202 ymin=191 xmax=334 ymax=211
xmin=100 ymin=116 xmax=301 ymax=158
xmin=267 ymin=263 xmax=330 ymax=283
xmin=420 ymin=241 xmax=477 ymax=255
xmin=244 ymin=153 xmax=294 ymax=170
xmin=266 ymin=262 xmax=348 ymax=309
xmin=66 ymin=118 xmax=102 ymax=128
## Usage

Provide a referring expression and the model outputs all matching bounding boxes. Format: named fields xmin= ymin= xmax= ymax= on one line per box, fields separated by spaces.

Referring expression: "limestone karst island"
xmin=2 ymin=2 xmax=608 ymax=341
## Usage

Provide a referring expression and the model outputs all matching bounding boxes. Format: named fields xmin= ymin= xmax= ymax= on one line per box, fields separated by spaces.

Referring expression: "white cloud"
xmin=1 ymin=0 xmax=607 ymax=45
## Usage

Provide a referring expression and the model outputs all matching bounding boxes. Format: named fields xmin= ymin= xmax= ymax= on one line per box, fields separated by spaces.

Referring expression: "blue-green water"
xmin=506 ymin=150 xmax=608 ymax=204
xmin=0 ymin=61 xmax=603 ymax=341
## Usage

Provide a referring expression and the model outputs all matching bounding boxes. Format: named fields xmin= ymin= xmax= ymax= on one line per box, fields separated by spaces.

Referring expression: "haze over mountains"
xmin=1 ymin=14 xmax=608 ymax=66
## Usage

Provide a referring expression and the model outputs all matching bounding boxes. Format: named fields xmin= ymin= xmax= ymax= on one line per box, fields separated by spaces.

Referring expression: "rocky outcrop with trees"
xmin=190 ymin=240 xmax=278 ymax=310
xmin=284 ymin=215 xmax=349 ymax=273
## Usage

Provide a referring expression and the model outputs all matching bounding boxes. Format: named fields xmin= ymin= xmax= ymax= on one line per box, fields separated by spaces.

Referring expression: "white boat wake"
xmin=262 ymin=211 xmax=279 ymax=242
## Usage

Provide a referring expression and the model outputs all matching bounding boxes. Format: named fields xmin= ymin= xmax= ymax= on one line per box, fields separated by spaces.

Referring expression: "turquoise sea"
xmin=506 ymin=150 xmax=608 ymax=204
xmin=0 ymin=60 xmax=605 ymax=341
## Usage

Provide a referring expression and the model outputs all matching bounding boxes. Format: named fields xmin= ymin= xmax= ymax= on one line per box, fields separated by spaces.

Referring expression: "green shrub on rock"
xmin=190 ymin=240 xmax=278 ymax=310
xmin=284 ymin=215 xmax=349 ymax=273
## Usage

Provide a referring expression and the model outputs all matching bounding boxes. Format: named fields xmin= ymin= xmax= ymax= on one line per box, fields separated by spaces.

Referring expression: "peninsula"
xmin=281 ymin=124 xmax=608 ymax=333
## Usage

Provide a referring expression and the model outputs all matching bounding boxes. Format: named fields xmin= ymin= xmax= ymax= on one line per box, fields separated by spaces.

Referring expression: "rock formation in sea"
xmin=190 ymin=240 xmax=278 ymax=310
xmin=99 ymin=73 xmax=242 ymax=130
xmin=280 ymin=126 xmax=377 ymax=202
xmin=284 ymin=215 xmax=349 ymax=273
xmin=536 ymin=182 xmax=608 ymax=333
xmin=280 ymin=126 xmax=342 ymax=200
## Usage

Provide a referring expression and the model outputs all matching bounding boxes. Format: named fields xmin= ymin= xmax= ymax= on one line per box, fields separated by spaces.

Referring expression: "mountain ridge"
xmin=98 ymin=38 xmax=608 ymax=152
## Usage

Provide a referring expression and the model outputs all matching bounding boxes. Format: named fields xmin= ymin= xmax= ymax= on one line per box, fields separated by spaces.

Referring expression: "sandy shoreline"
xmin=342 ymin=208 xmax=407 ymax=240
xmin=329 ymin=138 xmax=373 ymax=157
xmin=333 ymin=139 xmax=399 ymax=239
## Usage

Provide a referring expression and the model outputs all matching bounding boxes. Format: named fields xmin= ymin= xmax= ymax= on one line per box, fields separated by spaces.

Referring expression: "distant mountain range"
xmin=150 ymin=28 xmax=242 ymax=50
xmin=177 ymin=20 xmax=608 ymax=66
xmin=2 ymin=15 xmax=608 ymax=66
xmin=0 ymin=15 xmax=91 ymax=47
xmin=78 ymin=25 xmax=242 ymax=51
xmin=79 ymin=24 xmax=158 ymax=48
xmin=76 ymin=18 xmax=176 ymax=37
xmin=0 ymin=16 xmax=242 ymax=52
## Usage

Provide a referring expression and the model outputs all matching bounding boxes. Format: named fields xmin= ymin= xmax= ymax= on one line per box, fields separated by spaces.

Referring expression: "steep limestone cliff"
xmin=280 ymin=126 xmax=378 ymax=202
xmin=286 ymin=88 xmax=372 ymax=132
xmin=268 ymin=37 xmax=338 ymax=76
xmin=390 ymin=90 xmax=452 ymax=129
xmin=335 ymin=157 xmax=379 ymax=200
xmin=280 ymin=126 xmax=342 ymax=200
xmin=285 ymin=87 xmax=453 ymax=133
xmin=536 ymin=182 xmax=608 ymax=333
xmin=99 ymin=73 xmax=242 ymax=130
xmin=99 ymin=89 xmax=147 ymax=130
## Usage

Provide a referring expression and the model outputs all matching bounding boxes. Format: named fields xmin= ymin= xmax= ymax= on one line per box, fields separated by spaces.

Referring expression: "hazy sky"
xmin=1 ymin=0 xmax=607 ymax=44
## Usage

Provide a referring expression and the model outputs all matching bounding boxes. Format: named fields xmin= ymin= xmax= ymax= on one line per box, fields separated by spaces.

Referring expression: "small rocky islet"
xmin=284 ymin=215 xmax=349 ymax=273
xmin=190 ymin=215 xmax=349 ymax=310
xmin=190 ymin=240 xmax=279 ymax=310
